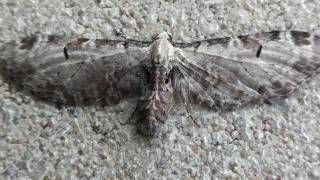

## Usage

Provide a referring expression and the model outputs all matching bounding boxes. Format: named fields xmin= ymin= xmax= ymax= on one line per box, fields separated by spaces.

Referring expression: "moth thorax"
xmin=151 ymin=38 xmax=174 ymax=65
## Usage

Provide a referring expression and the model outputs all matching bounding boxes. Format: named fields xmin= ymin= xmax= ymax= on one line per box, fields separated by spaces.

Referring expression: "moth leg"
xmin=183 ymin=103 xmax=200 ymax=127
xmin=179 ymin=87 xmax=200 ymax=126
xmin=127 ymin=103 xmax=140 ymax=124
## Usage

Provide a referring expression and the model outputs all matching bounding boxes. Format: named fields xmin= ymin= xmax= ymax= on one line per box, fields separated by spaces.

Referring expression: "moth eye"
xmin=152 ymin=34 xmax=159 ymax=41
xmin=167 ymin=33 xmax=175 ymax=46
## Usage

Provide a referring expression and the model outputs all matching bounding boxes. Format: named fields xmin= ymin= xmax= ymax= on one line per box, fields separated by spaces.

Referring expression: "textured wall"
xmin=0 ymin=0 xmax=320 ymax=179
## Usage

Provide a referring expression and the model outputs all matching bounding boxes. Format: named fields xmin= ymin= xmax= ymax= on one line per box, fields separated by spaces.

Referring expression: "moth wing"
xmin=173 ymin=31 xmax=320 ymax=110
xmin=176 ymin=31 xmax=320 ymax=67
xmin=0 ymin=35 xmax=151 ymax=106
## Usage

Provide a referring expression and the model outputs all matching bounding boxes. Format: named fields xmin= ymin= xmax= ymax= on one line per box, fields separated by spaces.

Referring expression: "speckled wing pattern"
xmin=1 ymin=31 xmax=320 ymax=112
xmin=174 ymin=31 xmax=320 ymax=110
xmin=0 ymin=35 xmax=152 ymax=106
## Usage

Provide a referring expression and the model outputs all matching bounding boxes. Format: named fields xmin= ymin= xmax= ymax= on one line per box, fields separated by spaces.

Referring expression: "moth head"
xmin=153 ymin=32 xmax=173 ymax=42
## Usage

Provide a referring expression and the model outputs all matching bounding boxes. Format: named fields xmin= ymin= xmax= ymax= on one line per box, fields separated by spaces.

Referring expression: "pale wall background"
xmin=0 ymin=0 xmax=320 ymax=179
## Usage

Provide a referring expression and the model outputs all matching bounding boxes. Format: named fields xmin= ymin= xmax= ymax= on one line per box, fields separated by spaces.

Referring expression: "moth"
xmin=0 ymin=31 xmax=319 ymax=136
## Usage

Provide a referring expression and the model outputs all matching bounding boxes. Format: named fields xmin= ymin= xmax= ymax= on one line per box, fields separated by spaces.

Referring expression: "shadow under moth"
xmin=0 ymin=31 xmax=319 ymax=136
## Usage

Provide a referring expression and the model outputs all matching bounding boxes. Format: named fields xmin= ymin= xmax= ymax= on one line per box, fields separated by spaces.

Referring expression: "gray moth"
xmin=0 ymin=31 xmax=320 ymax=136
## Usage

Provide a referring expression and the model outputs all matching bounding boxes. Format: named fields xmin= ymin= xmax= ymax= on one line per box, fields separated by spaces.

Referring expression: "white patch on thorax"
xmin=151 ymin=38 xmax=175 ymax=65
